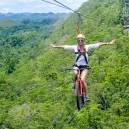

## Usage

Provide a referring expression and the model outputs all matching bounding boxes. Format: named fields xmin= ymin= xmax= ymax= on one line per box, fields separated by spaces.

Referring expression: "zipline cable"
xmin=41 ymin=0 xmax=68 ymax=9
xmin=41 ymin=0 xmax=81 ymax=34
xmin=41 ymin=0 xmax=96 ymax=34
xmin=61 ymin=109 xmax=76 ymax=129
xmin=53 ymin=0 xmax=78 ymax=14
xmin=51 ymin=90 xmax=76 ymax=128
xmin=44 ymin=71 xmax=77 ymax=128
xmin=77 ymin=12 xmax=82 ymax=34
xmin=53 ymin=0 xmax=95 ymax=20
xmin=41 ymin=0 xmax=95 ymax=20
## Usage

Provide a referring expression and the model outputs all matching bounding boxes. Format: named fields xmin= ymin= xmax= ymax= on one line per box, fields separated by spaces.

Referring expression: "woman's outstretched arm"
xmin=50 ymin=44 xmax=65 ymax=49
xmin=99 ymin=39 xmax=116 ymax=46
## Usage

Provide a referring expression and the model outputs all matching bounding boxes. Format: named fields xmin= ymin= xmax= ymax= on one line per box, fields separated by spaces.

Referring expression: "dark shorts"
xmin=73 ymin=65 xmax=90 ymax=72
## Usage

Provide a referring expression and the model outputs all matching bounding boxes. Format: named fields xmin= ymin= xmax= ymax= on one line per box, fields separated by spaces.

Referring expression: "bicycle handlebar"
xmin=65 ymin=67 xmax=90 ymax=71
xmin=65 ymin=68 xmax=74 ymax=70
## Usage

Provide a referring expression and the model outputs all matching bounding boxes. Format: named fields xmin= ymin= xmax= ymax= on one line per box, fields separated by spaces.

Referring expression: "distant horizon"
xmin=0 ymin=12 xmax=71 ymax=14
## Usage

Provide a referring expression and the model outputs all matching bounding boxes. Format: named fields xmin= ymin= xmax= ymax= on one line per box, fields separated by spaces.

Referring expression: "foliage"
xmin=0 ymin=0 xmax=129 ymax=128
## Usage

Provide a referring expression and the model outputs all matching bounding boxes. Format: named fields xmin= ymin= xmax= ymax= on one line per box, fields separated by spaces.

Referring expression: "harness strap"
xmin=74 ymin=52 xmax=88 ymax=65
xmin=83 ymin=54 xmax=88 ymax=65
xmin=75 ymin=53 xmax=82 ymax=63
xmin=74 ymin=44 xmax=89 ymax=66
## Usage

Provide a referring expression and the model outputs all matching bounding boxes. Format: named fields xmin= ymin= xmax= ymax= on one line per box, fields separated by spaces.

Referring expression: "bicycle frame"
xmin=66 ymin=68 xmax=86 ymax=110
xmin=74 ymin=69 xmax=83 ymax=96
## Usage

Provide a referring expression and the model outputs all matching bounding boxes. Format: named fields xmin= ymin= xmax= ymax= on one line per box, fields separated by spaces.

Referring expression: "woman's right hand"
xmin=50 ymin=44 xmax=56 ymax=48
xmin=50 ymin=44 xmax=64 ymax=49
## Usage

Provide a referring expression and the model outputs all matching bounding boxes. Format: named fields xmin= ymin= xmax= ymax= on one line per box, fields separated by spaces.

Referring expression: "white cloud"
xmin=18 ymin=0 xmax=36 ymax=3
xmin=0 ymin=0 xmax=88 ymax=13
xmin=3 ymin=8 xmax=11 ymax=13
xmin=65 ymin=0 xmax=74 ymax=3
xmin=0 ymin=2 xmax=5 ymax=6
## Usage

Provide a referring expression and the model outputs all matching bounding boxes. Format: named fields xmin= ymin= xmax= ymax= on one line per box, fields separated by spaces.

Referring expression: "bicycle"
xmin=66 ymin=68 xmax=88 ymax=110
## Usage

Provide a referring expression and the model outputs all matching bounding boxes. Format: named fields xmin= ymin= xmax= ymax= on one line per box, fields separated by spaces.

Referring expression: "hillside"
xmin=0 ymin=12 xmax=70 ymax=74
xmin=0 ymin=0 xmax=129 ymax=128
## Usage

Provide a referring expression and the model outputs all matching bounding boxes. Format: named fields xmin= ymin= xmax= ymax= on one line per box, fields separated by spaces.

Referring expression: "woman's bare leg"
xmin=81 ymin=69 xmax=89 ymax=96
xmin=73 ymin=66 xmax=78 ymax=82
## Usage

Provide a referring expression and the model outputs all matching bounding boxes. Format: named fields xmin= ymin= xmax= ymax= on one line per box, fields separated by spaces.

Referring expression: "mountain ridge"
xmin=0 ymin=12 xmax=71 ymax=21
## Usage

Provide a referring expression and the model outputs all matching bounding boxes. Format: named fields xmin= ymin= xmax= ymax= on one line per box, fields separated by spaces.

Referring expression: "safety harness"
xmin=74 ymin=44 xmax=89 ymax=66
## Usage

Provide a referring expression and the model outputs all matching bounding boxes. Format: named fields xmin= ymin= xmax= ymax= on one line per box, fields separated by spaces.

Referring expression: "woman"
xmin=50 ymin=34 xmax=116 ymax=101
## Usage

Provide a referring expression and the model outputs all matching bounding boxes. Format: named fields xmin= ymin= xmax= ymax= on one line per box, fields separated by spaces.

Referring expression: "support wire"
xmin=41 ymin=0 xmax=95 ymax=20
xmin=41 ymin=0 xmax=68 ymax=9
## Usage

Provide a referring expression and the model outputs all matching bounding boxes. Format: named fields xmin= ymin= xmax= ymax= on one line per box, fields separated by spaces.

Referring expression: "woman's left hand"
xmin=109 ymin=39 xmax=116 ymax=44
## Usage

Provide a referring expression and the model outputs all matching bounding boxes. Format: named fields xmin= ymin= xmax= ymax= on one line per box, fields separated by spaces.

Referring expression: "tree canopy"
xmin=0 ymin=0 xmax=129 ymax=128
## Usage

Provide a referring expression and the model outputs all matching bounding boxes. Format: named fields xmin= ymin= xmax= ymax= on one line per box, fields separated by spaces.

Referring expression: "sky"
xmin=0 ymin=0 xmax=88 ymax=14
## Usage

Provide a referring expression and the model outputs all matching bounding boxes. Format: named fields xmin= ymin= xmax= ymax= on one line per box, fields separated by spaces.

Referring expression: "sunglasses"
xmin=77 ymin=39 xmax=85 ymax=43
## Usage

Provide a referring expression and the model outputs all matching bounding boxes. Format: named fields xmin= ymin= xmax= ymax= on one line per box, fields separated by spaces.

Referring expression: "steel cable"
xmin=41 ymin=0 xmax=95 ymax=20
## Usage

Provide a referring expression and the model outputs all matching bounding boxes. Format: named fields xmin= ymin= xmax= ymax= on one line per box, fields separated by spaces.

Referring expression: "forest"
xmin=0 ymin=0 xmax=129 ymax=128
